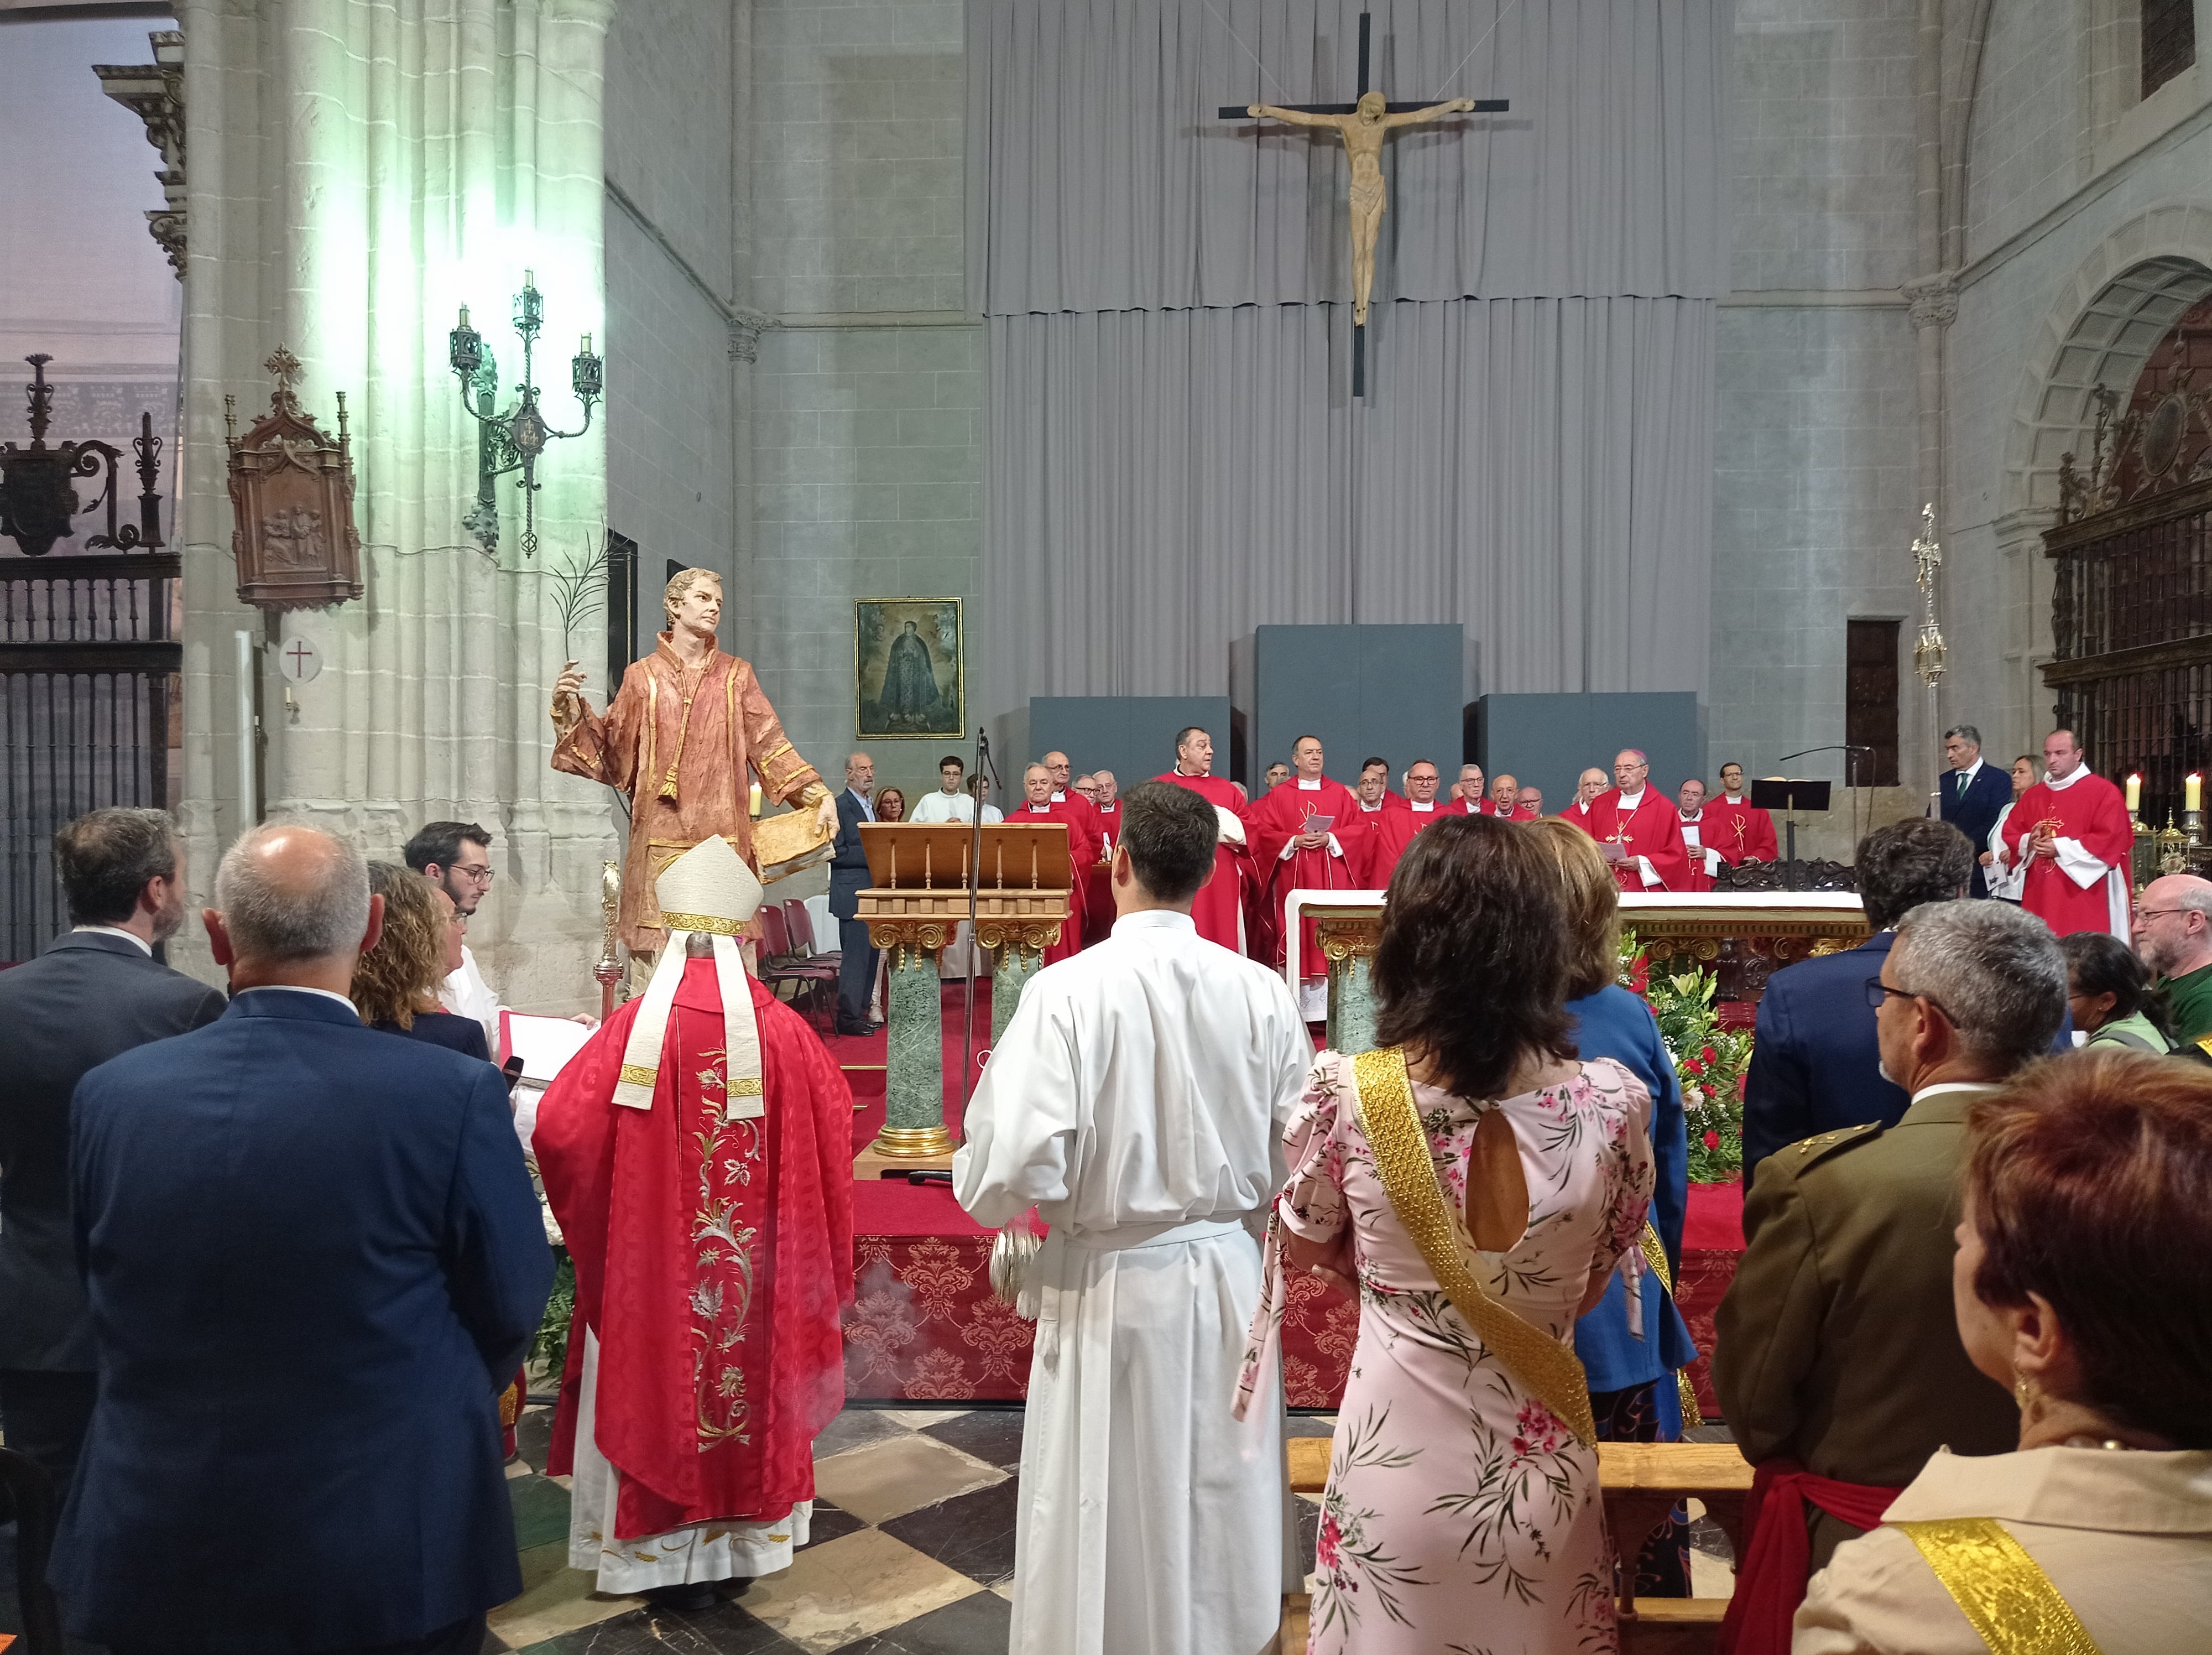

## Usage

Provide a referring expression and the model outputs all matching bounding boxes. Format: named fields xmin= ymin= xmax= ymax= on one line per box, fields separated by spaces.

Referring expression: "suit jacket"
xmin=54 ymin=988 xmax=554 ymax=1648
xmin=0 ymin=931 xmax=225 ymax=1371
xmin=371 ymin=1007 xmax=493 ymax=1063
xmin=828 ymin=788 xmax=874 ymax=922
xmin=1713 ymin=1085 xmax=2020 ymax=1568
xmin=1938 ymin=763 xmax=2013 ymax=897
xmin=1742 ymin=930 xmax=2070 ymax=1191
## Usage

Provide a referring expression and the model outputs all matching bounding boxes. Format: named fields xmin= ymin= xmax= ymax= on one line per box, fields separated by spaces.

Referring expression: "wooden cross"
xmin=1220 ymin=12 xmax=1507 ymax=396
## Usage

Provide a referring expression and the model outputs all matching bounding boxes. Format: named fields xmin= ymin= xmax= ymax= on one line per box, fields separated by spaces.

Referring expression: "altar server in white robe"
xmin=954 ymin=779 xmax=1308 ymax=1655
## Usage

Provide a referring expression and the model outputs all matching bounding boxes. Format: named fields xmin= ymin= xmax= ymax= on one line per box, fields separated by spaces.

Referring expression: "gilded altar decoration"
xmin=224 ymin=346 xmax=362 ymax=611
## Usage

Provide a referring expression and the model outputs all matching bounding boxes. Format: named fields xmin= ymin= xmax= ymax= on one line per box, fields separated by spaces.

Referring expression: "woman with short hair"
xmin=1237 ymin=814 xmax=1655 ymax=1653
xmin=356 ymin=862 xmax=492 ymax=1061
xmin=1795 ymin=1049 xmax=2212 ymax=1653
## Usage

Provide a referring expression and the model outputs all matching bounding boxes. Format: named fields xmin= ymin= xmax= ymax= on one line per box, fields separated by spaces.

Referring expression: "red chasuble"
xmin=1083 ymin=800 xmax=1123 ymax=946
xmin=1152 ymin=771 xmax=1256 ymax=955
xmin=1576 ymin=788 xmax=1693 ymax=891
xmin=1706 ymin=797 xmax=1779 ymax=864
xmin=1366 ymin=802 xmax=1442 ymax=881
xmin=535 ymin=962 xmax=854 ymax=1538
xmin=2005 ymin=771 xmax=2134 ymax=938
xmin=1248 ymin=777 xmax=1371 ymax=976
xmin=1017 ymin=800 xmax=1097 ymax=962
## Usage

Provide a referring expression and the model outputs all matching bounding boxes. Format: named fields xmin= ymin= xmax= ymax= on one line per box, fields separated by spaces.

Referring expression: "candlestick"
xmin=2126 ymin=772 xmax=2142 ymax=814
xmin=2188 ymin=773 xmax=2202 ymax=814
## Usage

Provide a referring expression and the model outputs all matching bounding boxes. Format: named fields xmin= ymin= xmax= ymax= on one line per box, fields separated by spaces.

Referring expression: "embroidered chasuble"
xmin=2005 ymin=770 xmax=2133 ymax=939
xmin=1707 ymin=796 xmax=1779 ymax=865
xmin=535 ymin=962 xmax=854 ymax=1542
xmin=1152 ymin=771 xmax=1259 ymax=957
xmin=1247 ymin=777 xmax=1370 ymax=981
xmin=552 ymin=634 xmax=826 ymax=952
xmin=1575 ymin=788 xmax=1692 ymax=891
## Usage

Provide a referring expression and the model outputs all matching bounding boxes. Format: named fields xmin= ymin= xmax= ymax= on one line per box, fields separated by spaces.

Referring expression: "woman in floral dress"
xmin=1237 ymin=815 xmax=1655 ymax=1653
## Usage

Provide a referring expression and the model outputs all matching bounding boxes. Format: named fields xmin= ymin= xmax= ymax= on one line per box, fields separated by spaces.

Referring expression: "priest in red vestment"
xmin=1015 ymin=763 xmax=1098 ymax=962
xmin=1674 ymin=779 xmax=1721 ymax=892
xmin=2005 ymin=731 xmax=2133 ymax=938
xmin=1568 ymin=767 xmax=1609 ymax=828
xmin=533 ymin=836 xmax=854 ymax=1607
xmin=1246 ymin=735 xmax=1371 ymax=1016
xmin=1082 ymin=772 xmax=1124 ymax=946
xmin=1349 ymin=758 xmax=1406 ymax=869
xmin=1443 ymin=763 xmax=1490 ymax=815
xmin=1488 ymin=773 xmax=1545 ymax=820
xmin=1707 ymin=761 xmax=1780 ymax=864
xmin=1574 ymin=749 xmax=1693 ymax=891
xmin=1368 ymin=758 xmax=1448 ymax=878
xmin=1044 ymin=750 xmax=1105 ymax=844
xmin=1152 ymin=726 xmax=1256 ymax=956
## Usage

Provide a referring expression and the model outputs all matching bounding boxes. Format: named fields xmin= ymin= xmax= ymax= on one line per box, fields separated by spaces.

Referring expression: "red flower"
xmin=1699 ymin=1044 xmax=1718 ymax=1065
xmin=1316 ymin=1511 xmax=1343 ymax=1570
xmin=1704 ymin=1130 xmax=1720 ymax=1151
xmin=1681 ymin=1057 xmax=1705 ymax=1078
xmin=1700 ymin=1084 xmax=1716 ymax=1099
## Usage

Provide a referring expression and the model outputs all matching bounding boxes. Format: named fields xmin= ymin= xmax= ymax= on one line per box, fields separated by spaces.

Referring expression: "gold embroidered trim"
xmin=1349 ymin=1047 xmax=1598 ymax=1446
xmin=661 ymin=910 xmax=742 ymax=935
xmin=619 ymin=1063 xmax=659 ymax=1086
xmin=729 ymin=1076 xmax=763 ymax=1096
xmin=1635 ymin=1220 xmax=1704 ymax=1427
xmin=1896 ymin=1517 xmax=2104 ymax=1655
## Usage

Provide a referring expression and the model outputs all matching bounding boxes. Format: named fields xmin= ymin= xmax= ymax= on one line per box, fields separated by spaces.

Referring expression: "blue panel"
xmin=1473 ymin=693 xmax=1703 ymax=816
xmin=1027 ymin=696 xmax=1233 ymax=794
xmin=1243 ymin=626 xmax=1463 ymax=788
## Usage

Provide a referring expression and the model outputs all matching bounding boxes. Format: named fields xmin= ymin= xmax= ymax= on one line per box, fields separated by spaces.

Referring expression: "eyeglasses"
xmin=1864 ymin=976 xmax=1953 ymax=1022
xmin=2132 ymin=907 xmax=2186 ymax=923
xmin=454 ymin=865 xmax=495 ymax=886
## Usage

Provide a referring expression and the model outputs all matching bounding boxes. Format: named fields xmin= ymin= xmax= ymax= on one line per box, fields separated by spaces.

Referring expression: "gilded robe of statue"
xmin=553 ymin=634 xmax=827 ymax=952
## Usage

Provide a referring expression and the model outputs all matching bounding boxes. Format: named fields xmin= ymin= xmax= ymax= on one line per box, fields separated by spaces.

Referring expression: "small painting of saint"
xmin=855 ymin=598 xmax=962 ymax=740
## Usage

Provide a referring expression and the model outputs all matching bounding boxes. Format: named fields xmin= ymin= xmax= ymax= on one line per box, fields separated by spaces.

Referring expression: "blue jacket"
xmin=1938 ymin=762 xmax=2013 ymax=898
xmin=1743 ymin=930 xmax=2070 ymax=1190
xmin=1567 ymin=985 xmax=1698 ymax=1393
xmin=828 ymin=787 xmax=874 ymax=920
xmin=55 ymin=988 xmax=553 ymax=1649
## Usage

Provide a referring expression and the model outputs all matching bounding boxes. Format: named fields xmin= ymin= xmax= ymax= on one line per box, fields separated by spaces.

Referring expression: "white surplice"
xmin=954 ymin=909 xmax=1310 ymax=1655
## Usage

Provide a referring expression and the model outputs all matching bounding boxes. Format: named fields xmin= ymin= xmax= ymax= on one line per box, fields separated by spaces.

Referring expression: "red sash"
xmin=1717 ymin=1459 xmax=1904 ymax=1655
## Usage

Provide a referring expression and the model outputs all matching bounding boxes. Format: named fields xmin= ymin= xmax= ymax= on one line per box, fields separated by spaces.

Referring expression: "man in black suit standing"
xmin=830 ymin=751 xmax=883 ymax=1035
xmin=0 ymin=808 xmax=225 ymax=1503
xmin=1937 ymin=724 xmax=2013 ymax=897
xmin=54 ymin=823 xmax=551 ymax=1653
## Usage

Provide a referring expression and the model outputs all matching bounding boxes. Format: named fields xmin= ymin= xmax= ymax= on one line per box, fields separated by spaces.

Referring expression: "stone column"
xmin=174 ymin=0 xmax=616 ymax=1007
xmin=870 ymin=923 xmax=953 ymax=1159
xmin=1994 ymin=507 xmax=2059 ymax=757
xmin=989 ymin=943 xmax=1044 ymax=1043
xmin=1319 ymin=917 xmax=1383 ymax=1055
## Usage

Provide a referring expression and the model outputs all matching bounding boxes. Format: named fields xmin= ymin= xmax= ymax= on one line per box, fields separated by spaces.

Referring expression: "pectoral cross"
xmin=1220 ymin=12 xmax=1507 ymax=396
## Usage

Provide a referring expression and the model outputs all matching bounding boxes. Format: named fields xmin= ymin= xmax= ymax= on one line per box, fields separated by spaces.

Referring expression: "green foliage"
xmin=1619 ymin=929 xmax=1754 ymax=1183
xmin=531 ymin=1247 xmax=576 ymax=1385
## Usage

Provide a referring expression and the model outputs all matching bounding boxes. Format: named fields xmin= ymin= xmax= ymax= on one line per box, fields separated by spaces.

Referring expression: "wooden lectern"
xmin=853 ymin=822 xmax=1073 ymax=1169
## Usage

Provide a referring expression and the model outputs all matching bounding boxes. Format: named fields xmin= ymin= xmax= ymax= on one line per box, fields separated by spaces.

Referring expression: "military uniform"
xmin=1713 ymin=1083 xmax=2020 ymax=1570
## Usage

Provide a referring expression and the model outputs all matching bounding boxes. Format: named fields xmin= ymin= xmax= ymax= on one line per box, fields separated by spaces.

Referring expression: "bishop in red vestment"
xmin=1246 ymin=736 xmax=1370 ymax=1014
xmin=1016 ymin=763 xmax=1098 ymax=963
xmin=1708 ymin=762 xmax=1779 ymax=864
xmin=1152 ymin=727 xmax=1256 ymax=955
xmin=533 ymin=837 xmax=853 ymax=1602
xmin=1574 ymin=750 xmax=1693 ymax=891
xmin=2005 ymin=733 xmax=2133 ymax=938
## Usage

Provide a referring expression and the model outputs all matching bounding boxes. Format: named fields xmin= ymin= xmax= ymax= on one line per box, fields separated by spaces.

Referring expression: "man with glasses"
xmin=1739 ymin=819 xmax=2068 ymax=1191
xmin=1716 ymin=901 xmax=2063 ymax=1633
xmin=2131 ymin=873 xmax=2212 ymax=1047
xmin=406 ymin=821 xmax=506 ymax=1042
xmin=1573 ymin=748 xmax=1692 ymax=891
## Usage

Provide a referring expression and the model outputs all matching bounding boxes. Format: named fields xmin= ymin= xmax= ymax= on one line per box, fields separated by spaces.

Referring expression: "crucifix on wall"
xmin=1220 ymin=12 xmax=1507 ymax=396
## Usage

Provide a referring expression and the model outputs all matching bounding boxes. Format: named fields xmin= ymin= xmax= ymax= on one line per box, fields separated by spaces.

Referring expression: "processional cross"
xmin=1220 ymin=12 xmax=1507 ymax=395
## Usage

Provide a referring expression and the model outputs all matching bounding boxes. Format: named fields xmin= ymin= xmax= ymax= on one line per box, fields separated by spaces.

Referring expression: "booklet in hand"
xmin=1597 ymin=840 xmax=1627 ymax=863
xmin=1301 ymin=813 xmax=1335 ymax=837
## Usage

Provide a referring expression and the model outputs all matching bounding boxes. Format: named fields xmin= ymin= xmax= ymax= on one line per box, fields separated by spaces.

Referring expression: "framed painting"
xmin=855 ymin=597 xmax=964 ymax=740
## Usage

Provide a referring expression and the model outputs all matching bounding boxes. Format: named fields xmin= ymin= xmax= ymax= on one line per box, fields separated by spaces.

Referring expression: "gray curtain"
xmin=970 ymin=0 xmax=1726 ymax=724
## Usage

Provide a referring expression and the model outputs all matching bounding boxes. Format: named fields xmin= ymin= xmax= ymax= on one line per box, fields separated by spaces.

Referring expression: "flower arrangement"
xmin=1619 ymin=929 xmax=1753 ymax=1182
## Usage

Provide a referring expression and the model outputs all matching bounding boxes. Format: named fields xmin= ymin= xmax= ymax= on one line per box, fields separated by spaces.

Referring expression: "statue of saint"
xmin=1246 ymin=90 xmax=1477 ymax=326
xmin=551 ymin=566 xmax=838 ymax=954
xmin=879 ymin=619 xmax=942 ymax=728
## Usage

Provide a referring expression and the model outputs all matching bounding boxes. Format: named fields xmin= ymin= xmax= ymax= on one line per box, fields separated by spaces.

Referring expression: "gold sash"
xmin=1636 ymin=1221 xmax=1705 ymax=1428
xmin=1895 ymin=1517 xmax=2104 ymax=1655
xmin=1349 ymin=1047 xmax=1598 ymax=1446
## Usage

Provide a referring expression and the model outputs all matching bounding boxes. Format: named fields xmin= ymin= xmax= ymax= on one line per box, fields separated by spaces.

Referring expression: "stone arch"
xmin=1998 ymin=203 xmax=2212 ymax=516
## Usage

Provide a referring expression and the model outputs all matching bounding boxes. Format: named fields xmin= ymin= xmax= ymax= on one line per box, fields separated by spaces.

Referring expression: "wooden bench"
xmin=1282 ymin=1434 xmax=1751 ymax=1653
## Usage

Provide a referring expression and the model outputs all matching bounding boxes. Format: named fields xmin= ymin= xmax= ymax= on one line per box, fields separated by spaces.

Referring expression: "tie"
xmin=1958 ymin=772 xmax=1968 ymax=797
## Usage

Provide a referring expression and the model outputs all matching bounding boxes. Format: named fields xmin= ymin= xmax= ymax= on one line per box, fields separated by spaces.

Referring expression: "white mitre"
xmin=613 ymin=835 xmax=765 ymax=1120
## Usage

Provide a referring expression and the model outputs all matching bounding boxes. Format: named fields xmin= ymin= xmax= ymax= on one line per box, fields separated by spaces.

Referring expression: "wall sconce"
xmin=448 ymin=272 xmax=601 ymax=558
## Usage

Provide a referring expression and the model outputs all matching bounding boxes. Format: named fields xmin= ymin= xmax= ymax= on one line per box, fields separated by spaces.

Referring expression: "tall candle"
xmin=2188 ymin=773 xmax=2203 ymax=814
xmin=749 ymin=782 xmax=763 ymax=818
xmin=2126 ymin=773 xmax=2142 ymax=813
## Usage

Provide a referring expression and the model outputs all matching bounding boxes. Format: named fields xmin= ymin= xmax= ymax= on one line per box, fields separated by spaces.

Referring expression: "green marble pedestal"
xmin=862 ymin=920 xmax=954 ymax=1161
xmin=1319 ymin=915 xmax=1383 ymax=1055
xmin=989 ymin=943 xmax=1044 ymax=1043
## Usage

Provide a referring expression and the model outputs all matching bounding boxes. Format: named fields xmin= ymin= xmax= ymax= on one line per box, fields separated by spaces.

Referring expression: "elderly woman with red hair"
xmin=1794 ymin=1048 xmax=2212 ymax=1653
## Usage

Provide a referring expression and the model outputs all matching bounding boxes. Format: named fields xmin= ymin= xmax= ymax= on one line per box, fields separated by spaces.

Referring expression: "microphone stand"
xmin=959 ymin=726 xmax=997 ymax=1113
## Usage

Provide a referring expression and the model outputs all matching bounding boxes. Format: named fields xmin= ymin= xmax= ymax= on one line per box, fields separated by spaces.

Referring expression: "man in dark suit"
xmin=829 ymin=750 xmax=883 ymax=1035
xmin=0 ymin=808 xmax=226 ymax=1505
xmin=1937 ymin=724 xmax=2013 ymax=897
xmin=54 ymin=824 xmax=552 ymax=1654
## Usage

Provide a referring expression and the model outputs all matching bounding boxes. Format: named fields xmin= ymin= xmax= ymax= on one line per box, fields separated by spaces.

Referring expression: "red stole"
xmin=1152 ymin=770 xmax=1258 ymax=957
xmin=1718 ymin=1459 xmax=1903 ymax=1655
xmin=1248 ymin=776 xmax=1370 ymax=976
xmin=1707 ymin=798 xmax=1778 ymax=864
xmin=1019 ymin=800 xmax=1095 ymax=961
xmin=1577 ymin=788 xmax=1692 ymax=891
xmin=2006 ymin=773 xmax=2133 ymax=939
xmin=535 ymin=964 xmax=854 ymax=1537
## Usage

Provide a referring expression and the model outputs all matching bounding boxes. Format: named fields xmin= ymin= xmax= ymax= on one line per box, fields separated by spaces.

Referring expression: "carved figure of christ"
xmin=1246 ymin=90 xmax=1476 ymax=328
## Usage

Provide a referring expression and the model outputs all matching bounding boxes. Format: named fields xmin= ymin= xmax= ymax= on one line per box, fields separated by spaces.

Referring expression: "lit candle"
xmin=749 ymin=782 xmax=764 ymax=819
xmin=2188 ymin=773 xmax=2203 ymax=814
xmin=457 ymin=305 xmax=469 ymax=327
xmin=2126 ymin=773 xmax=2142 ymax=813
xmin=580 ymin=333 xmax=592 ymax=355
